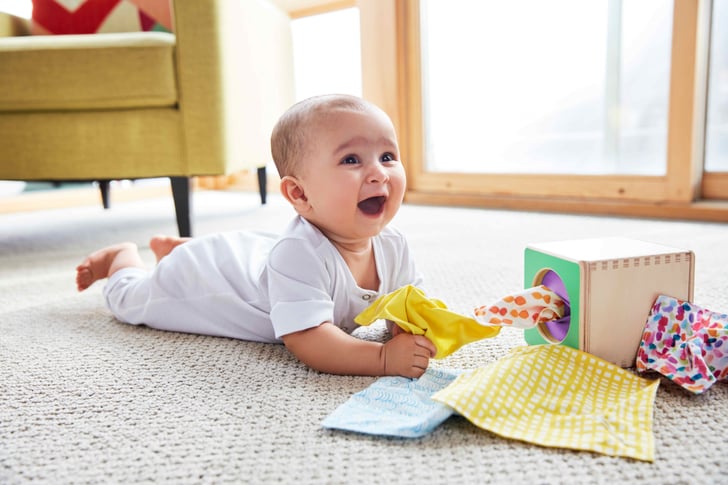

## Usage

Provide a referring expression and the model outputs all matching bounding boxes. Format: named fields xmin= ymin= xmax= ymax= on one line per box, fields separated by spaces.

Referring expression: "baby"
xmin=76 ymin=94 xmax=436 ymax=377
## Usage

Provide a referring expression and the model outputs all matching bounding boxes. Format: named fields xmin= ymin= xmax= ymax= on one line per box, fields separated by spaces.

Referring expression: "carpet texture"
xmin=1 ymin=191 xmax=727 ymax=484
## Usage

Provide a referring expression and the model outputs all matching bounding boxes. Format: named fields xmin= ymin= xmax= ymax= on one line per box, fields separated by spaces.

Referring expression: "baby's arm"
xmin=282 ymin=322 xmax=436 ymax=377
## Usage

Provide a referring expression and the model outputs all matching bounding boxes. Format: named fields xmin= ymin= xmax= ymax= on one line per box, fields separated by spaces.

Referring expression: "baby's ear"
xmin=280 ymin=176 xmax=310 ymax=212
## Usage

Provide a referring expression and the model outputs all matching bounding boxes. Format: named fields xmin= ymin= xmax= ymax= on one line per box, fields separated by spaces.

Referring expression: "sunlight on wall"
xmin=0 ymin=0 xmax=31 ymax=18
xmin=291 ymin=7 xmax=362 ymax=102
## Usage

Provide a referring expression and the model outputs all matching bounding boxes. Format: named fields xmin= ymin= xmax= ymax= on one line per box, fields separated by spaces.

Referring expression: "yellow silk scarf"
xmin=355 ymin=285 xmax=566 ymax=359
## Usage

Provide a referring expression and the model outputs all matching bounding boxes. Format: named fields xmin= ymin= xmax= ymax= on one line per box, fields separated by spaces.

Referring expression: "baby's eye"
xmin=341 ymin=155 xmax=359 ymax=165
xmin=380 ymin=153 xmax=397 ymax=163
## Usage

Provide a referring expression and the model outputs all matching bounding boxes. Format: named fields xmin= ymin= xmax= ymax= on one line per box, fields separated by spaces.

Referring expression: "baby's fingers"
xmin=413 ymin=335 xmax=437 ymax=358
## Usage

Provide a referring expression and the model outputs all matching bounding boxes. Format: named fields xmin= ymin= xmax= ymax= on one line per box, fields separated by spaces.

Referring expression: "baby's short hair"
xmin=270 ymin=94 xmax=378 ymax=178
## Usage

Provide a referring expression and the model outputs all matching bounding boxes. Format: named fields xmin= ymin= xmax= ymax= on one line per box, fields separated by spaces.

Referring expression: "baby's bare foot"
xmin=149 ymin=235 xmax=189 ymax=262
xmin=76 ymin=242 xmax=137 ymax=292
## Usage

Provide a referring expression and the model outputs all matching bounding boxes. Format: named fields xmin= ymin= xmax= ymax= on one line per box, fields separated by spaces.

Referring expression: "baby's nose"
xmin=367 ymin=163 xmax=390 ymax=182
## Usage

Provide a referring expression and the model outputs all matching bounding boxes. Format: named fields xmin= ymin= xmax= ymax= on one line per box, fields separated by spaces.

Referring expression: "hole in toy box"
xmin=532 ymin=269 xmax=571 ymax=343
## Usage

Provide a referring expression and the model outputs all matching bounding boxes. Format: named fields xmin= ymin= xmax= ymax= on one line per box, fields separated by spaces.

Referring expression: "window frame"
xmin=359 ymin=0 xmax=728 ymax=221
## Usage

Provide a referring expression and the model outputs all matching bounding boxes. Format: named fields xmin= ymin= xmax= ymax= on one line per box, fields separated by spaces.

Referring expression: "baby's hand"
xmin=382 ymin=333 xmax=437 ymax=378
xmin=387 ymin=320 xmax=405 ymax=337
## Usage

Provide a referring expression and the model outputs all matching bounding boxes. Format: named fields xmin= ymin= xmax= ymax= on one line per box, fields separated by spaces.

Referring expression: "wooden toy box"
xmin=523 ymin=237 xmax=694 ymax=367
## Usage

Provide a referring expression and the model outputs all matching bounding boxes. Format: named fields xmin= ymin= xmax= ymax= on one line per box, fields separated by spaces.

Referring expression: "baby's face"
xmin=295 ymin=107 xmax=406 ymax=245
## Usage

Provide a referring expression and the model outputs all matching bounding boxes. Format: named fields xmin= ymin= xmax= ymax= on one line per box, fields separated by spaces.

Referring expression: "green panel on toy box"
xmin=523 ymin=248 xmax=580 ymax=351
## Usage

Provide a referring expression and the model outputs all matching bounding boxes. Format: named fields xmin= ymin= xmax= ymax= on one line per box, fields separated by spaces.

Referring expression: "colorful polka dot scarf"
xmin=473 ymin=284 xmax=568 ymax=329
xmin=636 ymin=295 xmax=728 ymax=394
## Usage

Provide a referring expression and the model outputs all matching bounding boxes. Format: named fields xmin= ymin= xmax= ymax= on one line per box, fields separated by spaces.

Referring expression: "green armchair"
xmin=0 ymin=0 xmax=295 ymax=236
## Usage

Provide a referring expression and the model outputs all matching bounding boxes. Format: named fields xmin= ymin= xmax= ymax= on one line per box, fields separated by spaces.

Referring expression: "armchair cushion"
xmin=0 ymin=32 xmax=176 ymax=111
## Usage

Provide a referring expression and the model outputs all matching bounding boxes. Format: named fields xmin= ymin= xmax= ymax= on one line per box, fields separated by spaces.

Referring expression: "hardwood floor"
xmin=0 ymin=172 xmax=280 ymax=215
xmin=0 ymin=183 xmax=172 ymax=214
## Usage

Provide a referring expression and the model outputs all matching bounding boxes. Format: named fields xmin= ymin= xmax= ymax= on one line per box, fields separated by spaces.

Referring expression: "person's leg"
xmin=76 ymin=242 xmax=145 ymax=291
xmin=149 ymin=235 xmax=190 ymax=262
xmin=94 ymin=231 xmax=279 ymax=343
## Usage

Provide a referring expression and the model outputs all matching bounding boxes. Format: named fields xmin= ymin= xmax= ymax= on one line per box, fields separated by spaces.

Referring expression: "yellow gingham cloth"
xmin=432 ymin=345 xmax=660 ymax=462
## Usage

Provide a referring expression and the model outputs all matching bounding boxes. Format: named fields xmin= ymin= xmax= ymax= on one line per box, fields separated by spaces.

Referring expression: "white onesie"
xmin=103 ymin=216 xmax=421 ymax=343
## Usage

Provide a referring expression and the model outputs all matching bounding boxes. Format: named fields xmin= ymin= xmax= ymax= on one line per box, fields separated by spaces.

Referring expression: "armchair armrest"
xmin=172 ymin=0 xmax=295 ymax=175
xmin=0 ymin=12 xmax=31 ymax=37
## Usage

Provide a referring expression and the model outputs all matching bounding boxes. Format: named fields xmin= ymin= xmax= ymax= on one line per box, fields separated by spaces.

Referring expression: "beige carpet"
xmin=2 ymin=190 xmax=727 ymax=484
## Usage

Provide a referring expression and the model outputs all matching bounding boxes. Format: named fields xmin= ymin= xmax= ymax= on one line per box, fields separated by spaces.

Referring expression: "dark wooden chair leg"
xmin=170 ymin=176 xmax=192 ymax=237
xmin=257 ymin=166 xmax=267 ymax=205
xmin=98 ymin=180 xmax=111 ymax=209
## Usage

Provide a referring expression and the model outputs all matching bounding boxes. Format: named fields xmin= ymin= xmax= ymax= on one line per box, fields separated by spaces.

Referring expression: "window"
xmin=705 ymin=0 xmax=728 ymax=173
xmin=420 ymin=0 xmax=673 ymax=176
xmin=357 ymin=0 xmax=728 ymax=217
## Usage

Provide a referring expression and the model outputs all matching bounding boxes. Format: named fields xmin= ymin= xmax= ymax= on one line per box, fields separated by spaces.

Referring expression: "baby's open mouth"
xmin=357 ymin=196 xmax=386 ymax=215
